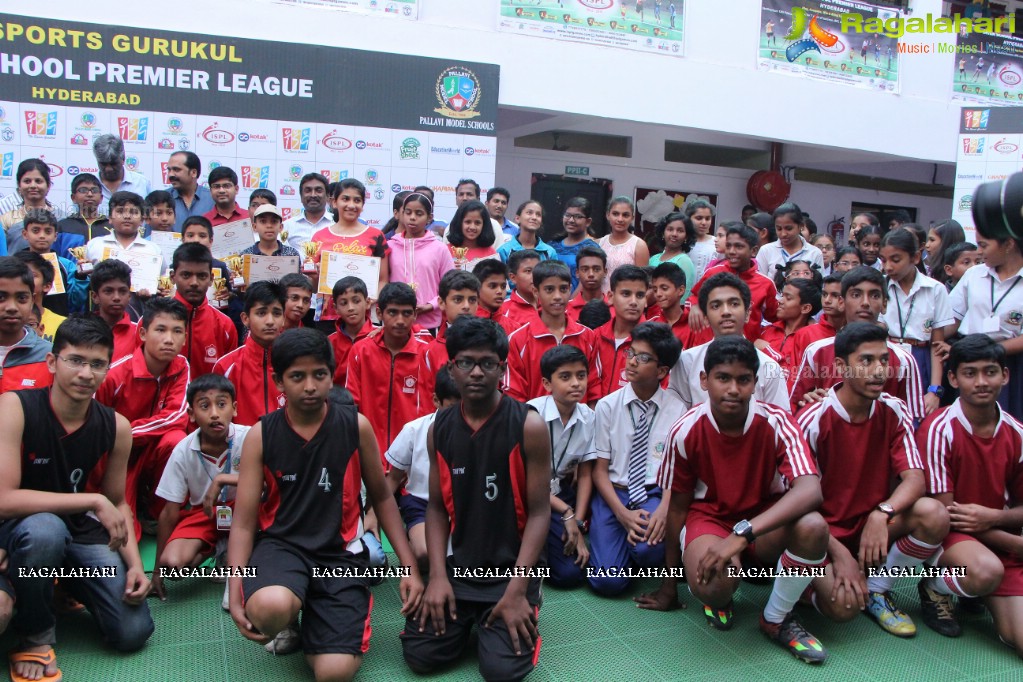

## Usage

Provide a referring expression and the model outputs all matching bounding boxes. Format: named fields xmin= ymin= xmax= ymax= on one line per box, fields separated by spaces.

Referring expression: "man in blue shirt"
xmin=167 ymin=152 xmax=214 ymax=233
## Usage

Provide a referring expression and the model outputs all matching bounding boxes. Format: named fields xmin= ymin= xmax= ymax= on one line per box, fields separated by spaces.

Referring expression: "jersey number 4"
xmin=318 ymin=468 xmax=332 ymax=493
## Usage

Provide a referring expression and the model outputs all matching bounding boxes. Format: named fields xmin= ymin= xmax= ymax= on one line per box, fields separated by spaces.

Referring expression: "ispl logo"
xmin=282 ymin=127 xmax=311 ymax=152
xmin=962 ymin=137 xmax=986 ymax=155
xmin=43 ymin=159 xmax=63 ymax=178
xmin=963 ymin=110 xmax=990 ymax=130
xmin=320 ymin=130 xmax=352 ymax=152
xmin=201 ymin=123 xmax=234 ymax=145
xmin=118 ymin=117 xmax=149 ymax=142
xmin=2 ymin=153 xmax=15 ymax=178
xmin=241 ymin=165 xmax=270 ymax=189
xmin=993 ymin=138 xmax=1019 ymax=154
xmin=24 ymin=111 xmax=58 ymax=137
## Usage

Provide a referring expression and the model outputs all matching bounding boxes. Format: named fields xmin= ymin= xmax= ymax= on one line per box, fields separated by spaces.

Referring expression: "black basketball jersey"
xmin=17 ymin=388 xmax=116 ymax=545
xmin=434 ymin=395 xmax=544 ymax=602
xmin=259 ymin=403 xmax=364 ymax=562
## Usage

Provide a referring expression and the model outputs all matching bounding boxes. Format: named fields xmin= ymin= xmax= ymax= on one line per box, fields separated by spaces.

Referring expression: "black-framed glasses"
xmin=625 ymin=348 xmax=657 ymax=364
xmin=55 ymin=355 xmax=110 ymax=374
xmin=75 ymin=187 xmax=101 ymax=195
xmin=452 ymin=357 xmax=502 ymax=373
xmin=563 ymin=213 xmax=587 ymax=221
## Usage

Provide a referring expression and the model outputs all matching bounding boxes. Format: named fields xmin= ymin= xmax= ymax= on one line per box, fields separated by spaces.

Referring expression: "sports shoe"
xmin=363 ymin=532 xmax=386 ymax=567
xmin=210 ymin=539 xmax=228 ymax=584
xmin=702 ymin=602 xmax=733 ymax=631
xmin=265 ymin=623 xmax=301 ymax=655
xmin=960 ymin=595 xmax=986 ymax=616
xmin=865 ymin=591 xmax=916 ymax=637
xmin=221 ymin=583 xmax=230 ymax=612
xmin=918 ymin=579 xmax=961 ymax=638
xmin=759 ymin=614 xmax=828 ymax=664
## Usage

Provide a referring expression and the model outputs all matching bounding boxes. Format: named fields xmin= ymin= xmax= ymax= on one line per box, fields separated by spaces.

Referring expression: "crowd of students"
xmin=0 ymin=149 xmax=1020 ymax=682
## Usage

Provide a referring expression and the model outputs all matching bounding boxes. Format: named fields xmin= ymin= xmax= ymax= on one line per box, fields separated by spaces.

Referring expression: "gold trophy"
xmin=68 ymin=246 xmax=93 ymax=274
xmin=302 ymin=241 xmax=320 ymax=274
xmin=212 ymin=278 xmax=228 ymax=308
xmin=451 ymin=246 xmax=469 ymax=269
xmin=158 ymin=276 xmax=174 ymax=295
xmin=224 ymin=254 xmax=245 ymax=287
xmin=280 ymin=230 xmax=289 ymax=244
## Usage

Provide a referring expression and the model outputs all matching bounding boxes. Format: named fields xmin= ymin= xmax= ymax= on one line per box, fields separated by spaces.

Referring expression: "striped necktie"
xmin=627 ymin=400 xmax=652 ymax=507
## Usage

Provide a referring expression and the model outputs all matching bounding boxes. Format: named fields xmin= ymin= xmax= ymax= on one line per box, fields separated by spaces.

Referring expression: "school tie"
xmin=627 ymin=400 xmax=652 ymax=507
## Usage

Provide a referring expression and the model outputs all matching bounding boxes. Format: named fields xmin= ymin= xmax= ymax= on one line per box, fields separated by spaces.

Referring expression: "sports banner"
xmin=267 ymin=0 xmax=418 ymax=19
xmin=497 ymin=0 xmax=684 ymax=57
xmin=950 ymin=32 xmax=1023 ymax=106
xmin=0 ymin=13 xmax=496 ymax=227
xmin=757 ymin=0 xmax=900 ymax=93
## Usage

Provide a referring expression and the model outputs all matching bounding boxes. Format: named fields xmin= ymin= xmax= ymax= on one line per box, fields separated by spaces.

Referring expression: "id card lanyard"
xmin=198 ymin=432 xmax=234 ymax=504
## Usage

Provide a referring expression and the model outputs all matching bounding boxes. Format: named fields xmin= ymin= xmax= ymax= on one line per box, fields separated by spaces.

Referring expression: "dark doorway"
xmin=530 ymin=174 xmax=613 ymax=241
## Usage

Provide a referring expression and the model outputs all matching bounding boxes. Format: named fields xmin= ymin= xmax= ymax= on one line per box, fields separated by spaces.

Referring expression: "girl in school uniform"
xmin=854 ymin=224 xmax=884 ymax=271
xmin=685 ymin=199 xmax=717 ymax=281
xmin=648 ymin=211 xmax=696 ymax=300
xmin=446 ymin=200 xmax=499 ymax=273
xmin=597 ymin=196 xmax=649 ymax=294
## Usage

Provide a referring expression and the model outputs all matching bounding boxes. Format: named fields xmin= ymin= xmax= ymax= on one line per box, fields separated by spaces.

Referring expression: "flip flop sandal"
xmin=9 ymin=647 xmax=63 ymax=682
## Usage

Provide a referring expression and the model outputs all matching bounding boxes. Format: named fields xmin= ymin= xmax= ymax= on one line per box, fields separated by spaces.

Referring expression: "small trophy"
xmin=212 ymin=278 xmax=228 ymax=308
xmin=280 ymin=230 xmax=289 ymax=244
xmin=68 ymin=246 xmax=93 ymax=274
xmin=452 ymin=246 xmax=469 ymax=268
xmin=137 ymin=226 xmax=147 ymax=239
xmin=158 ymin=276 xmax=173 ymax=295
xmin=302 ymin=241 xmax=319 ymax=274
xmin=224 ymin=254 xmax=245 ymax=288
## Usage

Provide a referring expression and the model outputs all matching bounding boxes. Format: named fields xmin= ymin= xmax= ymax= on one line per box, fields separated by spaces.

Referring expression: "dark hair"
xmin=70 ymin=173 xmax=101 ymax=193
xmin=171 ymin=242 xmax=214 ymax=272
xmin=834 ymin=321 xmax=888 ymax=362
xmin=181 ymin=216 xmax=213 ymax=239
xmin=186 ymin=373 xmax=236 ymax=405
xmin=575 ymin=244 xmax=608 ymax=267
xmin=271 ymin=327 xmax=335 ymax=376
xmin=439 ymin=270 xmax=481 ymax=299
xmin=14 ymin=250 xmax=53 ymax=286
xmin=89 ymin=259 xmax=132 ymax=293
xmin=651 ymin=212 xmax=694 ymax=255
xmin=742 ymin=204 xmax=757 ymax=214
xmin=803 ymin=217 xmax=818 ymax=236
xmin=540 ymin=345 xmax=588 ymax=381
xmin=651 ymin=262 xmax=686 ymax=289
xmin=16 ymin=159 xmax=50 ymax=186
xmin=835 ymin=246 xmax=863 ymax=267
xmin=383 ymin=190 xmax=412 ymax=236
xmin=938 ymin=242 xmax=979 ymax=284
xmin=446 ymin=316 xmax=508 ymax=361
xmin=853 ymin=212 xmax=880 ymax=227
xmin=402 ymin=192 xmax=434 ymax=216
xmin=631 ymin=321 xmax=682 ymax=368
xmin=109 ymin=190 xmax=144 ymax=212
xmin=610 ymin=264 xmax=649 ymax=291
xmin=704 ymin=335 xmax=759 ymax=375
xmin=564 ymin=196 xmax=592 ymax=219
xmin=822 ymin=272 xmax=844 ymax=288
xmin=207 ymin=166 xmax=238 ymax=187
xmin=888 ymin=209 xmax=912 ymax=226
xmin=515 ymin=199 xmax=543 ymax=220
xmin=299 ymin=172 xmax=329 ymax=193
xmin=249 ymin=188 xmax=277 ymax=206
xmin=29 ymin=304 xmax=42 ymax=321
xmin=171 ymin=151 xmax=201 ymax=176
xmin=948 ymin=333 xmax=1007 ymax=373
xmin=472 ymin=258 xmax=508 ymax=282
xmin=724 ymin=221 xmax=759 ymax=250
xmin=698 ymin=272 xmax=751 ymax=314
xmin=578 ymin=299 xmax=612 ymax=329
xmin=448 ymin=200 xmax=495 ymax=248
xmin=507 ymin=248 xmax=542 ymax=274
xmin=144 ymin=190 xmax=174 ymax=216
xmin=841 ymin=265 xmax=887 ymax=300
xmin=331 ymin=177 xmax=367 ymax=200
xmin=243 ymin=280 xmax=286 ymax=315
xmin=930 ymin=221 xmax=969 ymax=286
xmin=683 ymin=199 xmax=715 ymax=218
xmin=433 ymin=366 xmax=460 ymax=402
xmin=332 ymin=276 xmax=368 ymax=300
xmin=782 ymin=278 xmax=823 ymax=317
xmin=413 ymin=185 xmax=434 ymax=201
xmin=772 ymin=202 xmax=804 ymax=226
xmin=456 ymin=178 xmax=481 ymax=198
xmin=486 ymin=187 xmax=510 ymax=202
xmin=531 ymin=260 xmax=571 ymax=288
xmin=377 ymin=281 xmax=417 ymax=310
xmin=881 ymin=226 xmax=919 ymax=255
xmin=328 ymin=386 xmax=354 ymax=406
xmin=855 ymin=224 xmax=884 ymax=245
xmin=22 ymin=208 xmax=57 ymax=230
xmin=0 ymin=256 xmax=36 ymax=293
xmin=773 ymin=259 xmax=823 ymax=290
xmin=747 ymin=212 xmax=776 ymax=243
xmin=142 ymin=296 xmax=188 ymax=329
xmin=52 ymin=313 xmax=113 ymax=359
xmin=279 ymin=273 xmax=314 ymax=294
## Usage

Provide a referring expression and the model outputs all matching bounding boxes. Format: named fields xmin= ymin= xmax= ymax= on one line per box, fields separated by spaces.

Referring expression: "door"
xmin=530 ymin=174 xmax=613 ymax=241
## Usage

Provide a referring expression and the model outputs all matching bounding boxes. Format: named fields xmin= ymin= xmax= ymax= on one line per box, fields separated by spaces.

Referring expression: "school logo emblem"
xmin=0 ymin=128 xmax=12 ymax=142
xmin=958 ymin=194 xmax=973 ymax=211
xmin=289 ymin=164 xmax=303 ymax=181
xmin=374 ymin=188 xmax=385 ymax=200
xmin=178 ymin=139 xmax=190 ymax=151
xmin=402 ymin=376 xmax=417 ymax=394
xmin=280 ymin=185 xmax=296 ymax=196
xmin=399 ymin=137 xmax=420 ymax=160
xmin=1007 ymin=311 xmax=1023 ymax=326
xmin=80 ymin=112 xmax=97 ymax=128
xmin=365 ymin=169 xmax=378 ymax=184
xmin=922 ymin=319 xmax=933 ymax=334
xmin=206 ymin=345 xmax=217 ymax=358
xmin=277 ymin=395 xmax=286 ymax=407
xmin=167 ymin=118 xmax=184 ymax=133
xmin=126 ymin=156 xmax=140 ymax=171
xmin=391 ymin=183 xmax=402 ymax=193
xmin=435 ymin=66 xmax=482 ymax=119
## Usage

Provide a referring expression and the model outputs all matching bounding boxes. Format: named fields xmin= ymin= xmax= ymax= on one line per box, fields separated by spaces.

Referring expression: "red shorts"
xmin=168 ymin=507 xmax=223 ymax=549
xmin=682 ymin=510 xmax=760 ymax=566
xmin=942 ymin=531 xmax=1023 ymax=597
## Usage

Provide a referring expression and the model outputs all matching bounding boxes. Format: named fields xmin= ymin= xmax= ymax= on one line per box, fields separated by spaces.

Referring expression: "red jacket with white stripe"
xmin=328 ymin=319 xmax=374 ymax=388
xmin=110 ymin=313 xmax=139 ymax=365
xmin=212 ymin=336 xmax=285 ymax=426
xmin=96 ymin=348 xmax=190 ymax=446
xmin=505 ymin=318 xmax=599 ymax=402
xmin=0 ymin=329 xmax=52 ymax=393
xmin=686 ymin=263 xmax=779 ymax=346
xmin=496 ymin=291 xmax=540 ymax=335
xmin=168 ymin=293 xmax=238 ymax=379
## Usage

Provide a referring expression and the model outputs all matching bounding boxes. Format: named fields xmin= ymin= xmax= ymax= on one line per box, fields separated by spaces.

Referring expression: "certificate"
xmin=244 ymin=255 xmax=300 ymax=284
xmin=318 ymin=252 xmax=381 ymax=299
xmin=148 ymin=230 xmax=181 ymax=256
xmin=211 ymin=219 xmax=255 ymax=259
xmin=41 ymin=252 xmax=66 ymax=295
xmin=104 ymin=248 xmax=162 ymax=293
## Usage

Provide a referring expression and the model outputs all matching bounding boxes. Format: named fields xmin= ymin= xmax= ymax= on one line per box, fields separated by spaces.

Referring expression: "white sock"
xmin=925 ymin=574 xmax=975 ymax=598
xmin=763 ymin=551 xmax=827 ymax=624
xmin=866 ymin=535 xmax=941 ymax=593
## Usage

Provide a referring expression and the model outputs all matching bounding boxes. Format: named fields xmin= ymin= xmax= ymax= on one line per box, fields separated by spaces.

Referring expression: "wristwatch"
xmin=732 ymin=519 xmax=755 ymax=543
xmin=927 ymin=385 xmax=945 ymax=397
xmin=875 ymin=503 xmax=895 ymax=520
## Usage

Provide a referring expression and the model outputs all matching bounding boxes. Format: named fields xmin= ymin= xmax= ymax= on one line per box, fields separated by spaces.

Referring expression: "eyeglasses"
xmin=837 ymin=260 xmax=861 ymax=267
xmin=563 ymin=213 xmax=587 ymax=221
xmin=452 ymin=357 xmax=502 ymax=373
xmin=210 ymin=183 xmax=235 ymax=191
xmin=75 ymin=187 xmax=100 ymax=195
xmin=55 ymin=355 xmax=110 ymax=374
xmin=624 ymin=348 xmax=657 ymax=364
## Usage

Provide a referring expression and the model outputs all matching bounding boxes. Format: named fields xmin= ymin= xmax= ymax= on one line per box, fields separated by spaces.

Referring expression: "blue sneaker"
xmin=866 ymin=591 xmax=916 ymax=637
xmin=362 ymin=532 xmax=387 ymax=585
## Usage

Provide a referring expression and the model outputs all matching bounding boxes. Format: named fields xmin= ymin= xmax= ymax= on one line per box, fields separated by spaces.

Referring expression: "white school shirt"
xmin=384 ymin=413 xmax=435 ymax=500
xmin=155 ymin=424 xmax=251 ymax=507
xmin=283 ymin=210 xmax=334 ymax=251
xmin=592 ymin=383 xmax=685 ymax=487
xmin=527 ymin=395 xmax=596 ymax=481
xmin=756 ymin=238 xmax=824 ymax=278
xmin=882 ymin=272 xmax=954 ymax=342
xmin=85 ymin=234 xmax=165 ymax=272
xmin=949 ymin=263 xmax=1023 ymax=340
xmin=667 ymin=341 xmax=790 ymax=412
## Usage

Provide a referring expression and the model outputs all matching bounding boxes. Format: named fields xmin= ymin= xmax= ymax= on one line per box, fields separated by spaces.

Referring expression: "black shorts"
xmin=243 ymin=536 xmax=372 ymax=656
xmin=398 ymin=494 xmax=428 ymax=530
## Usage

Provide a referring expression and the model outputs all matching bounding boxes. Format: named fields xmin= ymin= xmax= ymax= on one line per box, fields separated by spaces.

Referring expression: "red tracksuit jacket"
xmin=328 ymin=318 xmax=375 ymax=387
xmin=496 ymin=291 xmax=540 ymax=335
xmin=505 ymin=318 xmax=600 ymax=402
xmin=686 ymin=263 xmax=779 ymax=346
xmin=345 ymin=332 xmax=434 ymax=456
xmin=213 ymin=336 xmax=285 ymax=426
xmin=169 ymin=293 xmax=239 ymax=379
xmin=110 ymin=313 xmax=139 ymax=364
xmin=0 ymin=329 xmax=52 ymax=393
xmin=96 ymin=349 xmax=190 ymax=446
xmin=592 ymin=319 xmax=636 ymax=402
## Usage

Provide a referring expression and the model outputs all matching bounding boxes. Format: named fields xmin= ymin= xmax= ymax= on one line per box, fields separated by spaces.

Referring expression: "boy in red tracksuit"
xmin=90 ymin=259 xmax=138 ymax=364
xmin=0 ymin=257 xmax=52 ymax=393
xmin=423 ymin=270 xmax=480 ymax=397
xmin=165 ymin=242 xmax=238 ymax=379
xmin=328 ymin=276 xmax=374 ymax=388
xmin=496 ymin=248 xmax=541 ymax=334
xmin=567 ymin=244 xmax=609 ymax=324
xmin=96 ymin=297 xmax=191 ymax=538
xmin=506 ymin=260 xmax=599 ymax=401
xmin=212 ymin=281 xmax=286 ymax=425
xmin=592 ymin=264 xmax=649 ymax=403
xmin=471 ymin=259 xmax=507 ymax=322
xmin=686 ymin=222 xmax=778 ymax=346
xmin=346 ymin=282 xmax=433 ymax=458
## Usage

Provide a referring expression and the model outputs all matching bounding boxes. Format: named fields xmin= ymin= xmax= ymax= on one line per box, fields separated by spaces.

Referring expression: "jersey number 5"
xmin=318 ymin=468 xmax=332 ymax=493
xmin=484 ymin=473 xmax=498 ymax=502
